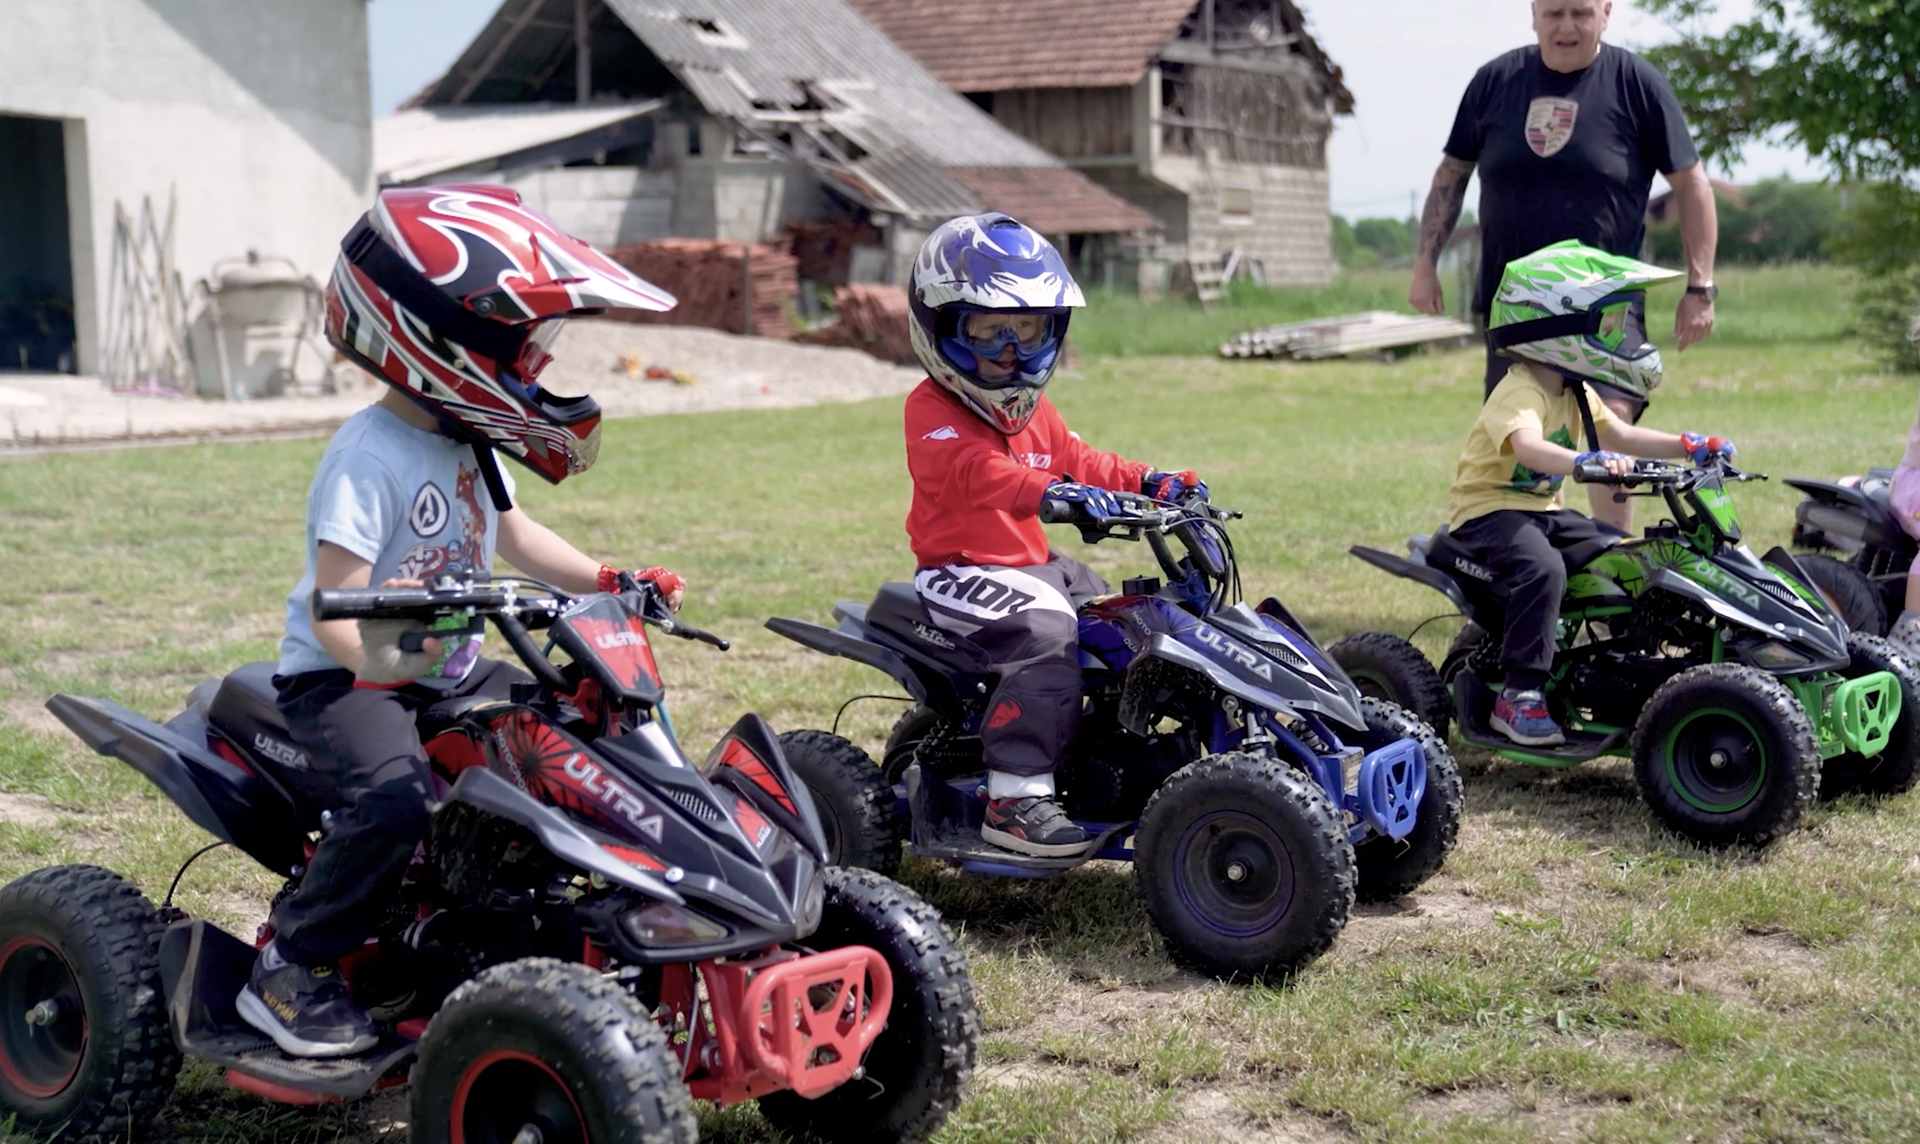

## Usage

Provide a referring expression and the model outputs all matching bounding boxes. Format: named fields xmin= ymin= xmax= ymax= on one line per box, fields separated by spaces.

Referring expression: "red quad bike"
xmin=1 ymin=577 xmax=977 ymax=1144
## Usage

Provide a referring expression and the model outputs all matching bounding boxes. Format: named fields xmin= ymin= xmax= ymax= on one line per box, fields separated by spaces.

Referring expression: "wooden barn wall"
xmin=1184 ymin=160 xmax=1332 ymax=285
xmin=1159 ymin=61 xmax=1332 ymax=167
xmin=990 ymin=86 xmax=1134 ymax=159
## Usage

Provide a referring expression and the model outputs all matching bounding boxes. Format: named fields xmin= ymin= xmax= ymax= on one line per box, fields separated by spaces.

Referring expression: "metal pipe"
xmin=575 ymin=0 xmax=591 ymax=103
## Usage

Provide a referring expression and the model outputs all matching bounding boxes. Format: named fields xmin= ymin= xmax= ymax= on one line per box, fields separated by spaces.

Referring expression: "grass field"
xmin=5 ymin=265 xmax=1920 ymax=1143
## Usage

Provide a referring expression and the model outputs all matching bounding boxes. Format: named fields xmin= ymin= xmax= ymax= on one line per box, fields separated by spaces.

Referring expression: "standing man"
xmin=1408 ymin=0 xmax=1719 ymax=529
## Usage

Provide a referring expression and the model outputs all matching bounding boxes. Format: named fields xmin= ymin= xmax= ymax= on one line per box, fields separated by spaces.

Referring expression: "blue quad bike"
xmin=765 ymin=492 xmax=1462 ymax=980
xmin=2 ymin=578 xmax=977 ymax=1144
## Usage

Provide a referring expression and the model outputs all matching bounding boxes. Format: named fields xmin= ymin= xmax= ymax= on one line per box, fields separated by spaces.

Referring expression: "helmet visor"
xmin=1590 ymin=293 xmax=1654 ymax=359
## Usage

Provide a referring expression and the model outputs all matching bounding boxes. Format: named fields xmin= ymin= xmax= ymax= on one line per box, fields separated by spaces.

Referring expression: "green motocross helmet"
xmin=1488 ymin=240 xmax=1684 ymax=401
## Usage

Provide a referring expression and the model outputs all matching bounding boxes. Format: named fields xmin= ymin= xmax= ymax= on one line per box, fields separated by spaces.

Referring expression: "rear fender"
xmin=764 ymin=616 xmax=926 ymax=701
xmin=45 ymin=694 xmax=306 ymax=875
xmin=1350 ymin=545 xmax=1472 ymax=615
xmin=1786 ymin=477 xmax=1904 ymax=550
xmin=440 ymin=767 xmax=685 ymax=904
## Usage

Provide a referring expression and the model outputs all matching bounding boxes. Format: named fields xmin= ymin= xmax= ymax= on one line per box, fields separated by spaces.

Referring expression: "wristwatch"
xmin=1686 ymin=283 xmax=1718 ymax=302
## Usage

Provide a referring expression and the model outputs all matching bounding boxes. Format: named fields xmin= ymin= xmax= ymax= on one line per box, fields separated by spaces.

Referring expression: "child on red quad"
xmin=895 ymin=213 xmax=1210 ymax=858
xmin=242 ymin=186 xmax=696 ymax=1058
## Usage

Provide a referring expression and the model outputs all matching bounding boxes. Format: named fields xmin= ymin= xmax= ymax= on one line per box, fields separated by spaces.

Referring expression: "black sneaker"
xmin=982 ymin=796 xmax=1095 ymax=857
xmin=236 ymin=941 xmax=379 ymax=1058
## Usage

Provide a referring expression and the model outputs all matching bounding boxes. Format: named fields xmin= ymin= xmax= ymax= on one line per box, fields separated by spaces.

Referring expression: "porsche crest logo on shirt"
xmin=1525 ymin=97 xmax=1580 ymax=158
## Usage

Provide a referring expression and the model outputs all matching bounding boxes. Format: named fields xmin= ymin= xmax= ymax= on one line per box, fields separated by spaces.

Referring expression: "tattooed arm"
xmin=1408 ymin=155 xmax=1475 ymax=315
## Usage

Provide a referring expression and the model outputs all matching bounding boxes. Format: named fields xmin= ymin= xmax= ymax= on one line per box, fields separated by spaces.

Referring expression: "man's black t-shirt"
xmin=1446 ymin=43 xmax=1698 ymax=316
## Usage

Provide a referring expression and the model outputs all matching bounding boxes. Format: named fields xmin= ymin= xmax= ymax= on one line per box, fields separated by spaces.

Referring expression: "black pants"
xmin=1449 ymin=510 xmax=1621 ymax=692
xmin=915 ymin=553 xmax=1107 ymax=780
xmin=268 ymin=658 xmax=526 ymax=965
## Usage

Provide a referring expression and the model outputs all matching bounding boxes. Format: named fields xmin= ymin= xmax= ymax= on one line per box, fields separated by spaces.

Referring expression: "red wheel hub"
xmin=449 ymin=1048 xmax=587 ymax=1144
xmin=0 ymin=936 xmax=87 ymax=1100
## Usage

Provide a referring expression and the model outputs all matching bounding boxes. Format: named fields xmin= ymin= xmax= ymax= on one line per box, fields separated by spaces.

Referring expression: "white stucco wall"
xmin=0 ymin=0 xmax=372 ymax=374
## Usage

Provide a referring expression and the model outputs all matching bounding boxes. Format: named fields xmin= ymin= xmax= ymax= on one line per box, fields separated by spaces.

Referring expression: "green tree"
xmin=1649 ymin=178 xmax=1845 ymax=265
xmin=1641 ymin=0 xmax=1920 ymax=365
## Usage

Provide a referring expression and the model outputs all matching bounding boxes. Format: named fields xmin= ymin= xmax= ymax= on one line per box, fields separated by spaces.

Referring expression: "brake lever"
xmin=645 ymin=609 xmax=731 ymax=651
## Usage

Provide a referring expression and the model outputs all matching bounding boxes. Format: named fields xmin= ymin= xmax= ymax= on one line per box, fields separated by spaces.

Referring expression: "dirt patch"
xmin=0 ymin=321 xmax=918 ymax=452
xmin=1143 ymin=1087 xmax=1348 ymax=1144
xmin=1413 ymin=1088 xmax=1607 ymax=1139
xmin=0 ymin=791 xmax=59 ymax=828
xmin=1025 ymin=974 xmax=1217 ymax=1041
xmin=1338 ymin=879 xmax=1502 ymax=956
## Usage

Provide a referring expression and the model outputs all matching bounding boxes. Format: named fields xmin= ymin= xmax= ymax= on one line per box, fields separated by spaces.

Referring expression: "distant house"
xmin=388 ymin=0 xmax=1159 ymax=287
xmin=846 ymin=0 xmax=1353 ymax=286
xmin=0 ymin=1 xmax=371 ymax=377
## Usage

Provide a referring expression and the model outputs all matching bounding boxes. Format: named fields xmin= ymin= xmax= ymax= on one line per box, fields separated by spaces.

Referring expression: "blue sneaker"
xmin=1491 ymin=688 xmax=1565 ymax=747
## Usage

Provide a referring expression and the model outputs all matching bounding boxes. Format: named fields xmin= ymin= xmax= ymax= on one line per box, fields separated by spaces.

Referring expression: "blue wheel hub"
xmin=1173 ymin=810 xmax=1296 ymax=938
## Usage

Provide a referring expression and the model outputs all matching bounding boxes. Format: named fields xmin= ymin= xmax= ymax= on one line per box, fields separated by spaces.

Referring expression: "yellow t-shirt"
xmin=1447 ymin=372 xmax=1619 ymax=529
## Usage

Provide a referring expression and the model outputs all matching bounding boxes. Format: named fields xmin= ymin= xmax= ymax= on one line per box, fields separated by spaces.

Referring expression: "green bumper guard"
xmin=1832 ymin=670 xmax=1902 ymax=757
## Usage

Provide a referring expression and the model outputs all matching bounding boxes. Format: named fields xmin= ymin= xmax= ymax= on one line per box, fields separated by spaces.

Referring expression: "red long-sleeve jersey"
xmin=904 ymin=379 xmax=1152 ymax=568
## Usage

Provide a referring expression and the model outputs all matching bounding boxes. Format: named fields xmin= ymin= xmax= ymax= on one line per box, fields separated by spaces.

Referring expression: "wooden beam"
xmin=450 ymin=0 xmax=554 ymax=104
xmin=1158 ymin=39 xmax=1315 ymax=81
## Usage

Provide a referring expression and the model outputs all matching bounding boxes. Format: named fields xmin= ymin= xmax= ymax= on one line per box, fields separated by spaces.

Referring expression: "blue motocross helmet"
xmin=907 ymin=214 xmax=1085 ymax=434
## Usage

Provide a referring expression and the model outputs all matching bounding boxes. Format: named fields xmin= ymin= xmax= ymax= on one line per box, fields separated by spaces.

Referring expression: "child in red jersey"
xmin=903 ymin=215 xmax=1202 ymax=856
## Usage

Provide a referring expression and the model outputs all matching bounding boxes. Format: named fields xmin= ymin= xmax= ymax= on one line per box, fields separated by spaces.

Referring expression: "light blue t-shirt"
xmin=278 ymin=405 xmax=516 ymax=686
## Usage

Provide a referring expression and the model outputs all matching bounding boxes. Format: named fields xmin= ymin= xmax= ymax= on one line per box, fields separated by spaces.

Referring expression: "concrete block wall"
xmin=0 ymin=0 xmax=372 ymax=375
xmin=506 ymin=167 xmax=676 ymax=249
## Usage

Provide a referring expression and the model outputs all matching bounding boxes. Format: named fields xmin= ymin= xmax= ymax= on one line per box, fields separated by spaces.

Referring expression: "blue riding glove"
xmin=1573 ymin=450 xmax=1629 ymax=467
xmin=1680 ymin=431 xmax=1736 ymax=465
xmin=1041 ymin=481 xmax=1124 ymax=523
xmin=1144 ymin=468 xmax=1208 ymax=503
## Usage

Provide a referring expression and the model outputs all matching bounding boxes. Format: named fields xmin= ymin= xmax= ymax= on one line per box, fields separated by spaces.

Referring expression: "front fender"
xmin=442 ymin=767 xmax=685 ymax=904
xmin=1136 ymin=631 xmax=1368 ymax=729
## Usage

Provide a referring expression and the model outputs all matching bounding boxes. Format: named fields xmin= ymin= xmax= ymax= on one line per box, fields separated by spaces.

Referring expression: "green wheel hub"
xmin=1662 ymin=707 xmax=1769 ymax=814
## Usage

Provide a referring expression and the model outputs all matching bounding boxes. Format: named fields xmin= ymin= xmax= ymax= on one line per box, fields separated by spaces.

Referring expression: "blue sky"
xmin=368 ymin=0 xmax=1825 ymax=222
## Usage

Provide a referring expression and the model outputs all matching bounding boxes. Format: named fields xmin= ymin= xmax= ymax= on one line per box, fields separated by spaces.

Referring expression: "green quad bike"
xmin=1331 ymin=454 xmax=1920 ymax=847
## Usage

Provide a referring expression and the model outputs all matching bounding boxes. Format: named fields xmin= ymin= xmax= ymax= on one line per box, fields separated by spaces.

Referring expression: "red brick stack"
xmin=795 ymin=284 xmax=916 ymax=365
xmin=607 ymin=239 xmax=799 ymax=339
xmin=786 ymin=220 xmax=886 ymax=284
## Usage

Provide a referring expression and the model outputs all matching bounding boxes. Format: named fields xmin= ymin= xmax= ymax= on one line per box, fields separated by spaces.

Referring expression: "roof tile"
xmin=845 ymin=0 xmax=1196 ymax=91
xmin=946 ymin=166 xmax=1161 ymax=235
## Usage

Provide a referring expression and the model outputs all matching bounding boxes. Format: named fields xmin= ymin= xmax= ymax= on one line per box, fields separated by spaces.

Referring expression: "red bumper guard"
xmin=665 ymin=945 xmax=894 ymax=1104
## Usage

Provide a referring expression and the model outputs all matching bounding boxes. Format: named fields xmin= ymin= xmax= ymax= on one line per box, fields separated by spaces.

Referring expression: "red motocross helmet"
xmin=325 ymin=184 xmax=676 ymax=486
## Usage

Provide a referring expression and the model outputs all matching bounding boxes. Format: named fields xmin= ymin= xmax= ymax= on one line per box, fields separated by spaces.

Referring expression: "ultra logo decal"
xmin=562 ymin=753 xmax=665 ymax=841
xmin=1687 ymin=561 xmax=1763 ymax=610
xmin=1191 ymin=625 xmax=1274 ymax=681
xmin=252 ymin=733 xmax=309 ymax=770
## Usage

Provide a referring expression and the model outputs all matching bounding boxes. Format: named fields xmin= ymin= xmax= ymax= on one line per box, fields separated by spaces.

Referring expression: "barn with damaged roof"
xmin=380 ymin=0 xmax=1162 ymax=293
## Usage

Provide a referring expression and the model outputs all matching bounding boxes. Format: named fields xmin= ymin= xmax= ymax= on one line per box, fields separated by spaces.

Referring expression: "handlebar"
xmin=313 ymin=583 xmax=524 ymax=622
xmin=1571 ymin=455 xmax=1765 ymax=489
xmin=314 ymin=578 xmax=731 ymax=650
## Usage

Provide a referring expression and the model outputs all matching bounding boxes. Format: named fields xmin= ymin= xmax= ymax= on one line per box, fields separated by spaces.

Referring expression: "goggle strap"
xmin=1486 ymin=310 xmax=1602 ymax=350
xmin=470 ymin=442 xmax=515 ymax=512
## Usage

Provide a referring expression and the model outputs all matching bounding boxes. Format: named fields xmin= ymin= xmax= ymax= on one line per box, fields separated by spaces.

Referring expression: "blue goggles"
xmin=949 ymin=310 xmax=1062 ymax=359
